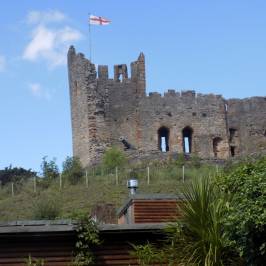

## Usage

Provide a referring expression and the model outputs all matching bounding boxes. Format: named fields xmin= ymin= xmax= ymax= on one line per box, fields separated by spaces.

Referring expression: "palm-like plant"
xmin=165 ymin=177 xmax=241 ymax=266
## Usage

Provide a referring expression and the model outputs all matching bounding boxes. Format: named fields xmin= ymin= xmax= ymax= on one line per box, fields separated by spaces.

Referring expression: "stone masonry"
xmin=68 ymin=46 xmax=266 ymax=166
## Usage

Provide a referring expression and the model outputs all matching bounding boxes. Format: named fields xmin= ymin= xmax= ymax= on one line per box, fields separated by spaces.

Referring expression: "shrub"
xmin=25 ymin=255 xmax=44 ymax=266
xmin=73 ymin=215 xmax=100 ymax=265
xmin=62 ymin=156 xmax=84 ymax=185
xmin=102 ymin=147 xmax=127 ymax=170
xmin=216 ymin=156 xmax=266 ymax=265
xmin=40 ymin=156 xmax=59 ymax=180
xmin=33 ymin=196 xmax=61 ymax=219
xmin=0 ymin=166 xmax=36 ymax=186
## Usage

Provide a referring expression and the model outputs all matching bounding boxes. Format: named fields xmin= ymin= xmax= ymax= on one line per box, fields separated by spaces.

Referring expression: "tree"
xmin=102 ymin=147 xmax=127 ymax=170
xmin=0 ymin=165 xmax=36 ymax=186
xmin=41 ymin=156 xmax=59 ymax=179
xmin=216 ymin=156 xmax=266 ymax=265
xmin=62 ymin=156 xmax=84 ymax=185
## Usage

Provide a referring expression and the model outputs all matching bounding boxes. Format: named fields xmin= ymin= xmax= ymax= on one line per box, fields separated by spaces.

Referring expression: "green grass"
xmin=0 ymin=162 xmax=219 ymax=221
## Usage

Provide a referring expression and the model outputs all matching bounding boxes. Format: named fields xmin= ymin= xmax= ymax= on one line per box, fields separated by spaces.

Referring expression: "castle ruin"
xmin=68 ymin=46 xmax=266 ymax=166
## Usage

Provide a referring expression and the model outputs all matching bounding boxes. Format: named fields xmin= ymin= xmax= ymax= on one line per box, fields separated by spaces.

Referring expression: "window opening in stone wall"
xmin=158 ymin=127 xmax=169 ymax=152
xmin=182 ymin=127 xmax=193 ymax=154
xmin=229 ymin=128 xmax=237 ymax=142
xmin=230 ymin=146 xmax=235 ymax=157
xmin=213 ymin=137 xmax=222 ymax=158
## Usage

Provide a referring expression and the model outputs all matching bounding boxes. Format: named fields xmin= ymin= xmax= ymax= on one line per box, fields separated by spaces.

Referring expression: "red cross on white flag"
xmin=89 ymin=15 xmax=111 ymax=25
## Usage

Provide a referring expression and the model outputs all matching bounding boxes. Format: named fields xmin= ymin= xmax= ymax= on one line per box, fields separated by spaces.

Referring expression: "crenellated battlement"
xmin=68 ymin=46 xmax=266 ymax=166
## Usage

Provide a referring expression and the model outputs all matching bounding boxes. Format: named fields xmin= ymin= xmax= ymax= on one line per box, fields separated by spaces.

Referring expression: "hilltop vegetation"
xmin=0 ymin=151 xmax=218 ymax=221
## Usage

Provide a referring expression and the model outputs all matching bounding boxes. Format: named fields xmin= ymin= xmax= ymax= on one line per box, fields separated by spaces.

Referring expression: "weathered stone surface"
xmin=68 ymin=46 xmax=266 ymax=166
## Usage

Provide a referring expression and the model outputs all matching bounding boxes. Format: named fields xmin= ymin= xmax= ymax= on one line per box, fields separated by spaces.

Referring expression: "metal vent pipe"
xmin=127 ymin=179 xmax=138 ymax=195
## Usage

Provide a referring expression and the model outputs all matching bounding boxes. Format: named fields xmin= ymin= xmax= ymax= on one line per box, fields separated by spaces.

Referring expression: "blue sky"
xmin=0 ymin=0 xmax=266 ymax=172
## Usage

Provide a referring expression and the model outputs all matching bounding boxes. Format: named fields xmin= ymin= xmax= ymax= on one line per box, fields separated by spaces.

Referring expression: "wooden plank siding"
xmin=93 ymin=230 xmax=167 ymax=266
xmin=0 ymin=233 xmax=75 ymax=266
xmin=0 ymin=227 xmax=167 ymax=266
xmin=133 ymin=199 xmax=182 ymax=223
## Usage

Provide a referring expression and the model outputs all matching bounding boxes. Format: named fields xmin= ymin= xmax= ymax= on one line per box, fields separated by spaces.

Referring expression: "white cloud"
xmin=27 ymin=10 xmax=66 ymax=25
xmin=29 ymin=83 xmax=51 ymax=100
xmin=23 ymin=10 xmax=83 ymax=68
xmin=0 ymin=55 xmax=6 ymax=72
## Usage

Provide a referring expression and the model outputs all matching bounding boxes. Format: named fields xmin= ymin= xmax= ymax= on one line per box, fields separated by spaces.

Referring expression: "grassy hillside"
xmin=0 ymin=161 xmax=219 ymax=221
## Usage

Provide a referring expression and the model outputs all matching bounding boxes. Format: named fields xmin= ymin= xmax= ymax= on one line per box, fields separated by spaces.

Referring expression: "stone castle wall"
xmin=68 ymin=46 xmax=266 ymax=166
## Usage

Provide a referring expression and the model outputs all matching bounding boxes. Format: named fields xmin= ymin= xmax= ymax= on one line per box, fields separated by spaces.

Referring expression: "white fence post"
xmin=115 ymin=167 xmax=118 ymax=185
xmin=11 ymin=182 xmax=14 ymax=197
xmin=33 ymin=177 xmax=36 ymax=193
xmin=182 ymin=165 xmax=185 ymax=183
xmin=59 ymin=174 xmax=62 ymax=190
xmin=147 ymin=166 xmax=150 ymax=185
xmin=85 ymin=170 xmax=88 ymax=188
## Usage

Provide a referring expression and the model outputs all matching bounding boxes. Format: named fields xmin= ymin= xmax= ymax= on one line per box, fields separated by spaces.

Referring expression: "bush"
xmin=102 ymin=147 xmax=127 ymax=170
xmin=33 ymin=196 xmax=61 ymax=219
xmin=62 ymin=156 xmax=84 ymax=185
xmin=0 ymin=166 xmax=36 ymax=186
xmin=41 ymin=156 xmax=59 ymax=180
xmin=216 ymin=156 xmax=266 ymax=265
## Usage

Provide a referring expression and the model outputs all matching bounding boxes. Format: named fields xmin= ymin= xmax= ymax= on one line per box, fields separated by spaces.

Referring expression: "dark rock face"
xmin=68 ymin=46 xmax=266 ymax=166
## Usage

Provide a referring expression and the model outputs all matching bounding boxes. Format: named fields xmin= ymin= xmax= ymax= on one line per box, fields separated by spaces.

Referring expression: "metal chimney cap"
xmin=127 ymin=179 xmax=138 ymax=189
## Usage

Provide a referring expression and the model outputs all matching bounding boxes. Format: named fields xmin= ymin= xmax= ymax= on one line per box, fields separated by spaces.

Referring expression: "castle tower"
xmin=68 ymin=46 xmax=108 ymax=166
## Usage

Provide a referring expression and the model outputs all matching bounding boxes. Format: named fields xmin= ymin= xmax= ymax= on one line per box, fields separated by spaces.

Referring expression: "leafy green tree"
xmin=62 ymin=156 xmax=84 ymax=185
xmin=102 ymin=147 xmax=127 ymax=170
xmin=217 ymin=156 xmax=266 ymax=265
xmin=41 ymin=156 xmax=59 ymax=179
xmin=0 ymin=165 xmax=36 ymax=186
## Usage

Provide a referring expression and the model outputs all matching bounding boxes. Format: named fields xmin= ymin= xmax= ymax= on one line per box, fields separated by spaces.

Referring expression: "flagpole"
xmin=88 ymin=13 xmax=92 ymax=61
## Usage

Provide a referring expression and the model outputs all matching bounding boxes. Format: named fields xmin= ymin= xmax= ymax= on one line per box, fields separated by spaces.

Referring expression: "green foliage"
xmin=175 ymin=153 xmax=186 ymax=167
xmin=165 ymin=177 xmax=239 ymax=266
xmin=62 ymin=156 xmax=84 ymax=185
xmin=0 ymin=166 xmax=36 ymax=186
xmin=25 ymin=255 xmax=44 ymax=266
xmin=102 ymin=147 xmax=127 ymax=170
xmin=41 ymin=156 xmax=59 ymax=180
xmin=33 ymin=196 xmax=61 ymax=219
xmin=131 ymin=242 xmax=164 ymax=266
xmin=73 ymin=215 xmax=100 ymax=265
xmin=133 ymin=177 xmax=241 ymax=266
xmin=216 ymin=156 xmax=266 ymax=265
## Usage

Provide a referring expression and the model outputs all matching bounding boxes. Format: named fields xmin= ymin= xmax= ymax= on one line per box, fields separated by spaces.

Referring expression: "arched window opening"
xmin=230 ymin=146 xmax=235 ymax=157
xmin=182 ymin=126 xmax=193 ymax=154
xmin=213 ymin=137 xmax=222 ymax=158
xmin=158 ymin=127 xmax=170 ymax=152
